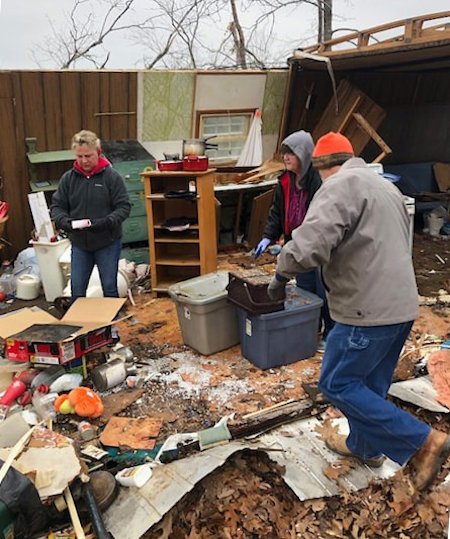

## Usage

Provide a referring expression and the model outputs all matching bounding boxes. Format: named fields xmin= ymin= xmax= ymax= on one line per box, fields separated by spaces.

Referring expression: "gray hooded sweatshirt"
xmin=281 ymin=130 xmax=314 ymax=181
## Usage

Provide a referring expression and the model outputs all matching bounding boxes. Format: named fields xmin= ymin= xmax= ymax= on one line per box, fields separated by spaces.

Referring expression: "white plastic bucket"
xmin=31 ymin=239 xmax=71 ymax=301
xmin=15 ymin=274 xmax=41 ymax=300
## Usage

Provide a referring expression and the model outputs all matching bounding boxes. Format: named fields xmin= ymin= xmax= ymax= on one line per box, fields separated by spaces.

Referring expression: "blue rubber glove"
xmin=267 ymin=273 xmax=289 ymax=301
xmin=254 ymin=238 xmax=271 ymax=258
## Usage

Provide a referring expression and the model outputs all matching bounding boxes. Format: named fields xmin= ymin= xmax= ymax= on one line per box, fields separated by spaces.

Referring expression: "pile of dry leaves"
xmin=145 ymin=448 xmax=450 ymax=539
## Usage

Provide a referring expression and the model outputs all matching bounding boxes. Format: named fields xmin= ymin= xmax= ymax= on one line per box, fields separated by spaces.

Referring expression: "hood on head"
xmin=281 ymin=130 xmax=314 ymax=179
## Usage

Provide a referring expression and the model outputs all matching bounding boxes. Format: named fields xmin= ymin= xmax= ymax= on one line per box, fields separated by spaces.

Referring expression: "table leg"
xmin=233 ymin=192 xmax=244 ymax=243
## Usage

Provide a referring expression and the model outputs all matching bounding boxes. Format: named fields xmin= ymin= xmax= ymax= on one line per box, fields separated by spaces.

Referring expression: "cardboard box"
xmin=0 ymin=298 xmax=126 ymax=364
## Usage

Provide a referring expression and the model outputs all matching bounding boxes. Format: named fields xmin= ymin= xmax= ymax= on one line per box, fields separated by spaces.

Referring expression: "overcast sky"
xmin=0 ymin=0 xmax=449 ymax=69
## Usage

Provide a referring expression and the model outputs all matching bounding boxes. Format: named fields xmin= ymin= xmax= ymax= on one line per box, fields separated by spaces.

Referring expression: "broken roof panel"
xmin=389 ymin=375 xmax=450 ymax=413
xmin=291 ymin=11 xmax=450 ymax=71
xmin=103 ymin=417 xmax=400 ymax=539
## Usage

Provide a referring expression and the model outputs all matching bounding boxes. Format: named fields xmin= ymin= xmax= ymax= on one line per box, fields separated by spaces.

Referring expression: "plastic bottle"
xmin=32 ymin=390 xmax=57 ymax=420
xmin=115 ymin=463 xmax=153 ymax=488
xmin=0 ymin=261 xmax=16 ymax=296
xmin=78 ymin=420 xmax=96 ymax=441
xmin=0 ymin=380 xmax=27 ymax=405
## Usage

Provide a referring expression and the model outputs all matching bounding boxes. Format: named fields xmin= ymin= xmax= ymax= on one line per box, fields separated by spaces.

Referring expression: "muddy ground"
xmin=106 ymin=233 xmax=450 ymax=538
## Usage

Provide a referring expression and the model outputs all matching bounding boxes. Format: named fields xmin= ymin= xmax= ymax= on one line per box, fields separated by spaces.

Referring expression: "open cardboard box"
xmin=0 ymin=298 xmax=126 ymax=364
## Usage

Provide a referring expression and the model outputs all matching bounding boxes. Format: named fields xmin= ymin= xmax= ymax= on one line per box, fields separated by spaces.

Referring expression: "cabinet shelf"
xmin=154 ymin=223 xmax=199 ymax=230
xmin=146 ymin=194 xmax=199 ymax=200
xmin=27 ymin=150 xmax=74 ymax=164
xmin=142 ymin=169 xmax=218 ymax=295
xmin=143 ymin=169 xmax=216 ymax=177
xmin=155 ymin=256 xmax=200 ymax=266
xmin=154 ymin=236 xmax=199 ymax=244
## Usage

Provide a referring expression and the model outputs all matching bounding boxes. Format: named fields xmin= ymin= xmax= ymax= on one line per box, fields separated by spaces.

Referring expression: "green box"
xmin=128 ymin=191 xmax=146 ymax=217
xmin=121 ymin=247 xmax=150 ymax=265
xmin=122 ymin=216 xmax=148 ymax=243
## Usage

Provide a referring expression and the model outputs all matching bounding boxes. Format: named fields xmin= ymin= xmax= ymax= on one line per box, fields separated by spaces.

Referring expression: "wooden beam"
xmin=337 ymin=96 xmax=362 ymax=133
xmin=353 ymin=112 xmax=392 ymax=155
xmin=373 ymin=151 xmax=387 ymax=164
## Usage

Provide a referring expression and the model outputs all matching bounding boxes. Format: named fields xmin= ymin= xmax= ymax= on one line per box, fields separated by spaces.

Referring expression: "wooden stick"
xmin=373 ymin=151 xmax=387 ymax=164
xmin=399 ymin=343 xmax=442 ymax=361
xmin=64 ymin=486 xmax=86 ymax=539
xmin=242 ymin=398 xmax=296 ymax=420
xmin=337 ymin=96 xmax=361 ymax=132
xmin=353 ymin=112 xmax=392 ymax=155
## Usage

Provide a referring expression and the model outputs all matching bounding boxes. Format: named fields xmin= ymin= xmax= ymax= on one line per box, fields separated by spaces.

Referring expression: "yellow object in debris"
xmin=59 ymin=399 xmax=76 ymax=415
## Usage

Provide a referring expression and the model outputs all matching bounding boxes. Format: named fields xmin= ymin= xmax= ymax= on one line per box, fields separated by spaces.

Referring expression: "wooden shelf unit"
xmin=141 ymin=169 xmax=218 ymax=294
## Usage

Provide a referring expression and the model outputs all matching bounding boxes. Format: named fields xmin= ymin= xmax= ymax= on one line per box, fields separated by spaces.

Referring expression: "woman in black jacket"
xmin=255 ymin=130 xmax=334 ymax=344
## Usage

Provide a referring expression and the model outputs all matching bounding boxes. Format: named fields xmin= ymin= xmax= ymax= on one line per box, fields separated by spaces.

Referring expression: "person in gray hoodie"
xmin=254 ymin=130 xmax=333 ymax=341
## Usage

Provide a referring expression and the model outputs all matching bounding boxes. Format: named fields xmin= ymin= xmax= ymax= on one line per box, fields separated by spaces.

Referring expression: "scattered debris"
xmin=99 ymin=416 xmax=162 ymax=450
xmin=0 ymin=233 xmax=448 ymax=537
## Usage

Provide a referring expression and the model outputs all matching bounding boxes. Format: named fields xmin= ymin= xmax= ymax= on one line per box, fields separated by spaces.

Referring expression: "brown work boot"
xmin=408 ymin=429 xmax=450 ymax=491
xmin=325 ymin=433 xmax=385 ymax=468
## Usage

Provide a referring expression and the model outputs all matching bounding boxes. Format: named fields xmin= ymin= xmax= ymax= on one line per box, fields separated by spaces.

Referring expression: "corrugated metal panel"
xmin=389 ymin=375 xmax=450 ymax=413
xmin=103 ymin=417 xmax=400 ymax=539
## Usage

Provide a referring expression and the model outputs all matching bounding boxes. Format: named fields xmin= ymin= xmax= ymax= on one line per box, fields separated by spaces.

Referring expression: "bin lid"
xmin=259 ymin=287 xmax=323 ymax=318
xmin=168 ymin=271 xmax=229 ymax=305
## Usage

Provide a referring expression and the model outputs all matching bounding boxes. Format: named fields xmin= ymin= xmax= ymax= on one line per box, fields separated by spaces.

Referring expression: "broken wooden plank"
xmin=242 ymin=398 xmax=296 ymax=420
xmin=312 ymin=80 xmax=386 ymax=156
xmin=353 ymin=112 xmax=392 ymax=157
xmin=337 ymin=96 xmax=361 ymax=132
xmin=97 ymin=388 xmax=144 ymax=424
xmin=246 ymin=188 xmax=275 ymax=249
xmin=230 ymin=400 xmax=328 ymax=439
xmin=433 ymin=163 xmax=450 ymax=192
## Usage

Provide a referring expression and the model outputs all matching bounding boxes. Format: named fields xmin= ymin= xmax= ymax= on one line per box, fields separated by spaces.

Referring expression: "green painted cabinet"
xmin=102 ymin=141 xmax=155 ymax=262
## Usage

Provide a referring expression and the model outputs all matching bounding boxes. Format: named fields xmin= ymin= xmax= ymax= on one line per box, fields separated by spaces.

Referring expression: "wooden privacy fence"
xmin=0 ymin=70 xmax=137 ymax=255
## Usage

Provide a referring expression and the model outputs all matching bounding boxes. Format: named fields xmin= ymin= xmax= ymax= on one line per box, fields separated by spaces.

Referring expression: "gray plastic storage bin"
xmin=237 ymin=287 xmax=323 ymax=369
xmin=168 ymin=272 xmax=240 ymax=355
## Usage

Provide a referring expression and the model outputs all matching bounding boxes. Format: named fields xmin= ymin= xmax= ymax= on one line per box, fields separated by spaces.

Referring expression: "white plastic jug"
xmin=428 ymin=214 xmax=444 ymax=237
xmin=15 ymin=273 xmax=41 ymax=300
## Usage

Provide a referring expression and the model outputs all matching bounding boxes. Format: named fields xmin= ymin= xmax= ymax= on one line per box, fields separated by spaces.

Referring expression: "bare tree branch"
xmin=32 ymin=0 xmax=339 ymax=70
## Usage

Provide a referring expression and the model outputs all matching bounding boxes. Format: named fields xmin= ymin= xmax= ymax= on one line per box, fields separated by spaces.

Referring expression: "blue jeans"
xmin=318 ymin=321 xmax=430 ymax=465
xmin=71 ymin=240 xmax=122 ymax=298
xmin=296 ymin=270 xmax=334 ymax=338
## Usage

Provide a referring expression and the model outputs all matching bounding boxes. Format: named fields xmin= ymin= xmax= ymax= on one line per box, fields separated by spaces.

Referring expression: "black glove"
xmin=90 ymin=217 xmax=109 ymax=231
xmin=58 ymin=217 xmax=72 ymax=233
xmin=267 ymin=273 xmax=289 ymax=301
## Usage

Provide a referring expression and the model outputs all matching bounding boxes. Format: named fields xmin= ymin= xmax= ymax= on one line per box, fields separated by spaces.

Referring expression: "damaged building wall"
xmin=139 ymin=70 xmax=288 ymax=163
xmin=283 ymin=61 xmax=450 ymax=164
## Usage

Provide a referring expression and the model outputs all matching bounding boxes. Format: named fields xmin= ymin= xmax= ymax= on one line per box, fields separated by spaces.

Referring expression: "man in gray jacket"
xmin=268 ymin=131 xmax=450 ymax=491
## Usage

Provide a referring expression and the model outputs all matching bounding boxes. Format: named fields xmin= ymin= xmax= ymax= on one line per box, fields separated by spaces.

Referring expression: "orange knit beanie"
xmin=312 ymin=132 xmax=354 ymax=169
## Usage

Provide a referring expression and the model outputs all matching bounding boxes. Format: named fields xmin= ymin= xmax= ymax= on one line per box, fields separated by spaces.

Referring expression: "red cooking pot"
xmin=182 ymin=155 xmax=209 ymax=172
xmin=157 ymin=160 xmax=183 ymax=172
